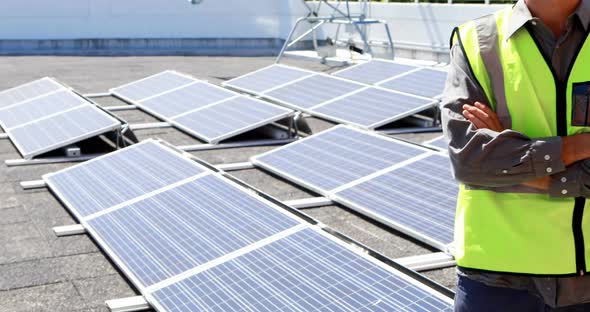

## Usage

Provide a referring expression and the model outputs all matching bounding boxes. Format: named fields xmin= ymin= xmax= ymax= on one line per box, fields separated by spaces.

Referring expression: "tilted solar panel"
xmin=263 ymin=75 xmax=364 ymax=110
xmin=424 ymin=136 xmax=448 ymax=152
xmin=223 ymin=64 xmax=313 ymax=94
xmin=252 ymin=126 xmax=426 ymax=192
xmin=44 ymin=140 xmax=207 ymax=219
xmin=333 ymin=59 xmax=418 ymax=85
xmin=312 ymin=87 xmax=436 ymax=129
xmin=333 ymin=153 xmax=458 ymax=250
xmin=172 ymin=97 xmax=292 ymax=144
xmin=149 ymin=227 xmax=454 ymax=312
xmin=8 ymin=105 xmax=120 ymax=160
xmin=111 ymin=71 xmax=194 ymax=102
xmin=0 ymin=90 xmax=86 ymax=130
xmin=0 ymin=78 xmax=62 ymax=109
xmin=379 ymin=68 xmax=448 ymax=99
xmin=87 ymin=174 xmax=301 ymax=288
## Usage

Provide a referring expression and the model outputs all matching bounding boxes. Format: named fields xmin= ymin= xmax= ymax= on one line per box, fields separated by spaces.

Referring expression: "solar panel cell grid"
xmin=8 ymin=105 xmax=120 ymax=159
xmin=112 ymin=72 xmax=194 ymax=102
xmin=312 ymin=88 xmax=434 ymax=129
xmin=88 ymin=174 xmax=300 ymax=287
xmin=0 ymin=90 xmax=85 ymax=129
xmin=140 ymin=82 xmax=236 ymax=119
xmin=0 ymin=78 xmax=61 ymax=109
xmin=45 ymin=141 xmax=205 ymax=218
xmin=150 ymin=228 xmax=453 ymax=312
xmin=379 ymin=69 xmax=447 ymax=99
xmin=172 ymin=97 xmax=291 ymax=143
xmin=426 ymin=137 xmax=448 ymax=152
xmin=334 ymin=154 xmax=457 ymax=247
xmin=264 ymin=75 xmax=364 ymax=110
xmin=224 ymin=65 xmax=312 ymax=94
xmin=253 ymin=126 xmax=425 ymax=192
xmin=334 ymin=60 xmax=417 ymax=85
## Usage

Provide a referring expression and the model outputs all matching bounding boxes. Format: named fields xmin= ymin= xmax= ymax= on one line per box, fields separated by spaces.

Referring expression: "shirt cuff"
xmin=548 ymin=163 xmax=581 ymax=197
xmin=531 ymin=137 xmax=565 ymax=177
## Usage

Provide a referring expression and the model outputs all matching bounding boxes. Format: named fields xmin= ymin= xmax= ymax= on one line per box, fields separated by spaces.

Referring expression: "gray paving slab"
xmin=0 ymin=281 xmax=88 ymax=312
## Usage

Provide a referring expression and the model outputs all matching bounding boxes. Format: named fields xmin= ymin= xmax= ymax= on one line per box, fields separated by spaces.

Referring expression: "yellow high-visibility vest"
xmin=452 ymin=8 xmax=590 ymax=275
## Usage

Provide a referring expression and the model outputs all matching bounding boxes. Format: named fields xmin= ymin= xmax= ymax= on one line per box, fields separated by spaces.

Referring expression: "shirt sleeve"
xmin=548 ymin=159 xmax=590 ymax=198
xmin=442 ymin=43 xmax=566 ymax=187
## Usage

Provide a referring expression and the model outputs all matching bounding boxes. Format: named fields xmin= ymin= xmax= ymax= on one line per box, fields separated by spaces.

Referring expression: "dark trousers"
xmin=454 ymin=275 xmax=590 ymax=312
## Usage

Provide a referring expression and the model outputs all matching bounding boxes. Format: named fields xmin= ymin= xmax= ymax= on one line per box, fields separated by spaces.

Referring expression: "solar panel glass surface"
xmin=224 ymin=65 xmax=312 ymax=94
xmin=253 ymin=126 xmax=425 ymax=192
xmin=172 ymin=97 xmax=291 ymax=143
xmin=312 ymin=88 xmax=434 ymax=129
xmin=0 ymin=78 xmax=61 ymax=109
xmin=0 ymin=90 xmax=85 ymax=129
xmin=8 ymin=105 xmax=120 ymax=159
xmin=140 ymin=82 xmax=236 ymax=118
xmin=87 ymin=174 xmax=301 ymax=287
xmin=334 ymin=60 xmax=417 ymax=85
xmin=334 ymin=154 xmax=457 ymax=247
xmin=45 ymin=141 xmax=205 ymax=218
xmin=427 ymin=137 xmax=448 ymax=151
xmin=379 ymin=68 xmax=447 ymax=99
xmin=151 ymin=227 xmax=453 ymax=312
xmin=264 ymin=75 xmax=364 ymax=109
xmin=112 ymin=72 xmax=194 ymax=102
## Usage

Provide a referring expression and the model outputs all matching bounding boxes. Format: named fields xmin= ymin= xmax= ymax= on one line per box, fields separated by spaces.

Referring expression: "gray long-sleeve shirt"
xmin=441 ymin=0 xmax=590 ymax=307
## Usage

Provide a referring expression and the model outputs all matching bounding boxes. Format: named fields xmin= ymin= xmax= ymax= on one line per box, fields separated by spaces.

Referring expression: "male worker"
xmin=442 ymin=0 xmax=590 ymax=310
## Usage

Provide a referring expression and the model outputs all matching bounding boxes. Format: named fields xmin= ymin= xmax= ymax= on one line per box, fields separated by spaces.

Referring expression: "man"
xmin=442 ymin=0 xmax=590 ymax=310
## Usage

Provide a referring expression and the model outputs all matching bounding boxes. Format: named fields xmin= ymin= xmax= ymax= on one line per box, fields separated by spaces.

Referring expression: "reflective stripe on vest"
xmin=452 ymin=8 xmax=590 ymax=275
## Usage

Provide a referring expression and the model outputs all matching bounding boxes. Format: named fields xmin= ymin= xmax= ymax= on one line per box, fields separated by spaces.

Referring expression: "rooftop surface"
xmin=0 ymin=56 xmax=456 ymax=312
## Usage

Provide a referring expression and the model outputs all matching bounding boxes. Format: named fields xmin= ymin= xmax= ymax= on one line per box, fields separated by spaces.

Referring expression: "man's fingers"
xmin=462 ymin=110 xmax=487 ymax=129
xmin=474 ymin=102 xmax=504 ymax=131
xmin=463 ymin=105 xmax=495 ymax=130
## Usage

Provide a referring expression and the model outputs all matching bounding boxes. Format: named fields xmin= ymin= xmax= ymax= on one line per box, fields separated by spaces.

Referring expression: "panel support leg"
xmin=105 ymin=296 xmax=150 ymax=312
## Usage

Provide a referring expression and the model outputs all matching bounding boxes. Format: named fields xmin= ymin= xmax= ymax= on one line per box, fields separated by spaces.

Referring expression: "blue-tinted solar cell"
xmin=264 ymin=75 xmax=364 ymax=109
xmin=88 ymin=174 xmax=300 ymax=287
xmin=335 ymin=154 xmax=457 ymax=247
xmin=312 ymin=88 xmax=434 ymax=129
xmin=253 ymin=126 xmax=425 ymax=192
xmin=151 ymin=228 xmax=453 ymax=312
xmin=379 ymin=68 xmax=448 ymax=99
xmin=45 ymin=141 xmax=205 ymax=218
xmin=140 ymin=82 xmax=236 ymax=118
xmin=173 ymin=97 xmax=291 ymax=143
xmin=334 ymin=60 xmax=418 ymax=85
xmin=112 ymin=72 xmax=194 ymax=102
xmin=8 ymin=105 xmax=120 ymax=159
xmin=427 ymin=137 xmax=448 ymax=152
xmin=0 ymin=90 xmax=85 ymax=129
xmin=0 ymin=78 xmax=61 ymax=109
xmin=224 ymin=65 xmax=312 ymax=94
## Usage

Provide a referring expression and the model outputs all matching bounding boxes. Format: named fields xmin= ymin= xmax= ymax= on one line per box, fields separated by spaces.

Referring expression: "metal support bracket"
xmin=0 ymin=133 xmax=8 ymax=139
xmin=83 ymin=92 xmax=112 ymax=98
xmin=105 ymin=296 xmax=150 ymax=312
xmin=104 ymin=105 xmax=137 ymax=112
xmin=394 ymin=252 xmax=456 ymax=272
xmin=5 ymin=154 xmax=103 ymax=167
xmin=20 ymin=180 xmax=47 ymax=190
xmin=284 ymin=197 xmax=334 ymax=209
xmin=216 ymin=162 xmax=255 ymax=172
xmin=53 ymin=224 xmax=87 ymax=237
xmin=128 ymin=122 xmax=172 ymax=131
xmin=179 ymin=138 xmax=296 ymax=152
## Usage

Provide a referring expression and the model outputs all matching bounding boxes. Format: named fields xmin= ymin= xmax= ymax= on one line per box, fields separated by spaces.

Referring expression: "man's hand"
xmin=462 ymin=102 xmax=505 ymax=132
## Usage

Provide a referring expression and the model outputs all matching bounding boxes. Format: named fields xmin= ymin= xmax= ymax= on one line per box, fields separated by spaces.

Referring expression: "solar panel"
xmin=0 ymin=78 xmax=62 ymax=109
xmin=312 ymin=87 xmax=436 ymax=129
xmin=149 ymin=227 xmax=454 ymax=312
xmin=44 ymin=140 xmax=207 ymax=219
xmin=333 ymin=60 xmax=418 ymax=85
xmin=379 ymin=68 xmax=448 ymax=99
xmin=223 ymin=64 xmax=313 ymax=94
xmin=263 ymin=75 xmax=364 ymax=110
xmin=111 ymin=71 xmax=194 ymax=102
xmin=140 ymin=82 xmax=236 ymax=119
xmin=112 ymin=71 xmax=293 ymax=144
xmin=8 ymin=105 xmax=120 ymax=160
xmin=333 ymin=154 xmax=458 ymax=250
xmin=0 ymin=90 xmax=85 ymax=130
xmin=424 ymin=136 xmax=448 ymax=152
xmin=87 ymin=174 xmax=301 ymax=287
xmin=172 ymin=97 xmax=292 ymax=144
xmin=252 ymin=126 xmax=426 ymax=192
